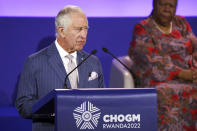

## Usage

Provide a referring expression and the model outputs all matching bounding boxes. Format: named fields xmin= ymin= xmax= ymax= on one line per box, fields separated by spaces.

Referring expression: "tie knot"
xmin=66 ymin=54 xmax=74 ymax=61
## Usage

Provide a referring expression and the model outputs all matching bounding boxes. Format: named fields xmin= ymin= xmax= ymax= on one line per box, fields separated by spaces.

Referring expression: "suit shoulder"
xmin=28 ymin=45 xmax=51 ymax=60
xmin=79 ymin=50 xmax=99 ymax=61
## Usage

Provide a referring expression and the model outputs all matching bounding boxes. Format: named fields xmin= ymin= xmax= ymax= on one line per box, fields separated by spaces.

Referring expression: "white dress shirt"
xmin=55 ymin=40 xmax=79 ymax=81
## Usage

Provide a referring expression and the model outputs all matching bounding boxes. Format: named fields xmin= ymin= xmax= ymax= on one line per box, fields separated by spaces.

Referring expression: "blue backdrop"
xmin=0 ymin=17 xmax=197 ymax=107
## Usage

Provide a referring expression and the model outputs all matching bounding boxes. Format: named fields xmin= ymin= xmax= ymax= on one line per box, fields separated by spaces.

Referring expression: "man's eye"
xmin=74 ymin=27 xmax=88 ymax=32
xmin=74 ymin=28 xmax=81 ymax=31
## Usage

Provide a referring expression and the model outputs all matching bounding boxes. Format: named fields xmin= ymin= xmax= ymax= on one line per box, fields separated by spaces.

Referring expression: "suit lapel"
xmin=77 ymin=51 xmax=87 ymax=88
xmin=47 ymin=43 xmax=71 ymax=88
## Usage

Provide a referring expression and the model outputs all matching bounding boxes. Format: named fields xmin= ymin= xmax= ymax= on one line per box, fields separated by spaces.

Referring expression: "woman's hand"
xmin=192 ymin=68 xmax=197 ymax=84
xmin=178 ymin=69 xmax=193 ymax=81
xmin=177 ymin=68 xmax=197 ymax=84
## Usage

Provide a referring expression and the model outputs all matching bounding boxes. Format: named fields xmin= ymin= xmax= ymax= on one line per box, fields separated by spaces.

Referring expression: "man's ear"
xmin=57 ymin=26 xmax=66 ymax=38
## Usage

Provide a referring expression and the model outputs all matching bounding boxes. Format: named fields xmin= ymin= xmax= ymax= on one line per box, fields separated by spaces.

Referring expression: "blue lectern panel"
xmin=54 ymin=88 xmax=157 ymax=131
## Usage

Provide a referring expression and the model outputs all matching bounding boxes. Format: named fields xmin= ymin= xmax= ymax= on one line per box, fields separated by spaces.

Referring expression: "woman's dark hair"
xmin=153 ymin=0 xmax=157 ymax=9
xmin=150 ymin=0 xmax=157 ymax=16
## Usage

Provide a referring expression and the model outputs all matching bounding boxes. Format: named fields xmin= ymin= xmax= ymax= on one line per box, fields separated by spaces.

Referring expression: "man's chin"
xmin=76 ymin=46 xmax=84 ymax=51
xmin=68 ymin=46 xmax=83 ymax=53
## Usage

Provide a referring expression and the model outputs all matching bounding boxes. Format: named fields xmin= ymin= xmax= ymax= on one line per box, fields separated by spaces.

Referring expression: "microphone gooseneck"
xmin=102 ymin=48 xmax=131 ymax=72
xmin=102 ymin=47 xmax=140 ymax=86
xmin=64 ymin=49 xmax=97 ymax=88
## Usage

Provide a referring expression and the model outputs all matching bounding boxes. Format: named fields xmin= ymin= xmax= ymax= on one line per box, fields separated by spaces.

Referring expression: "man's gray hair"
xmin=55 ymin=5 xmax=85 ymax=36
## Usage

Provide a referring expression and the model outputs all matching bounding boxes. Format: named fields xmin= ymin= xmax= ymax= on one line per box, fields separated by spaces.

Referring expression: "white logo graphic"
xmin=73 ymin=101 xmax=101 ymax=130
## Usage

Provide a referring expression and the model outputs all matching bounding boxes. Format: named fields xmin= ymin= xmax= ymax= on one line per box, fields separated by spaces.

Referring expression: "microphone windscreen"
xmin=102 ymin=47 xmax=108 ymax=53
xmin=91 ymin=49 xmax=97 ymax=54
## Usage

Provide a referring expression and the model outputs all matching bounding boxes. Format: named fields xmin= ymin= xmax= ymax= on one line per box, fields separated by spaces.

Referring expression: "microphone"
xmin=64 ymin=49 xmax=97 ymax=88
xmin=102 ymin=47 xmax=140 ymax=86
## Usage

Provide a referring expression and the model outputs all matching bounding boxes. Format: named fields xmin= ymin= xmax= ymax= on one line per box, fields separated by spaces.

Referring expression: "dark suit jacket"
xmin=15 ymin=43 xmax=104 ymax=130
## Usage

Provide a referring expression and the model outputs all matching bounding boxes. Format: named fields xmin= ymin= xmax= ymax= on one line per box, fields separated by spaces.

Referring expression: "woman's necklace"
xmin=154 ymin=20 xmax=172 ymax=34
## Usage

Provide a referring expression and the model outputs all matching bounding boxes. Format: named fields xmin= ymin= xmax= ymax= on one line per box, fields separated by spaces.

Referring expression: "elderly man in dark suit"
xmin=15 ymin=5 xmax=105 ymax=131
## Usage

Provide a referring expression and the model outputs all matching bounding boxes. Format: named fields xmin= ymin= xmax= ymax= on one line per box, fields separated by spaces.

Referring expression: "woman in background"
xmin=129 ymin=0 xmax=197 ymax=130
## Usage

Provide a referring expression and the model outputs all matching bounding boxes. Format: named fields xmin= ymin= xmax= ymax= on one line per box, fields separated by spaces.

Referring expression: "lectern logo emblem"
xmin=73 ymin=101 xmax=101 ymax=129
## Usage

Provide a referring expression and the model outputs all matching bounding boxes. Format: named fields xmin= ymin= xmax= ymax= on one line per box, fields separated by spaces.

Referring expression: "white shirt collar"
xmin=55 ymin=39 xmax=77 ymax=59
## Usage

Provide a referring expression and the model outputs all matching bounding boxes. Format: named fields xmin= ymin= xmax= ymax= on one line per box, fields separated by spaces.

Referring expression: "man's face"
xmin=61 ymin=13 xmax=88 ymax=53
xmin=154 ymin=0 xmax=177 ymax=26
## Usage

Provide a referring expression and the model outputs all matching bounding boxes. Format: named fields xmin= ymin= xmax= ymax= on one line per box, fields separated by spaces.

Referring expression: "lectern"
xmin=33 ymin=88 xmax=157 ymax=131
